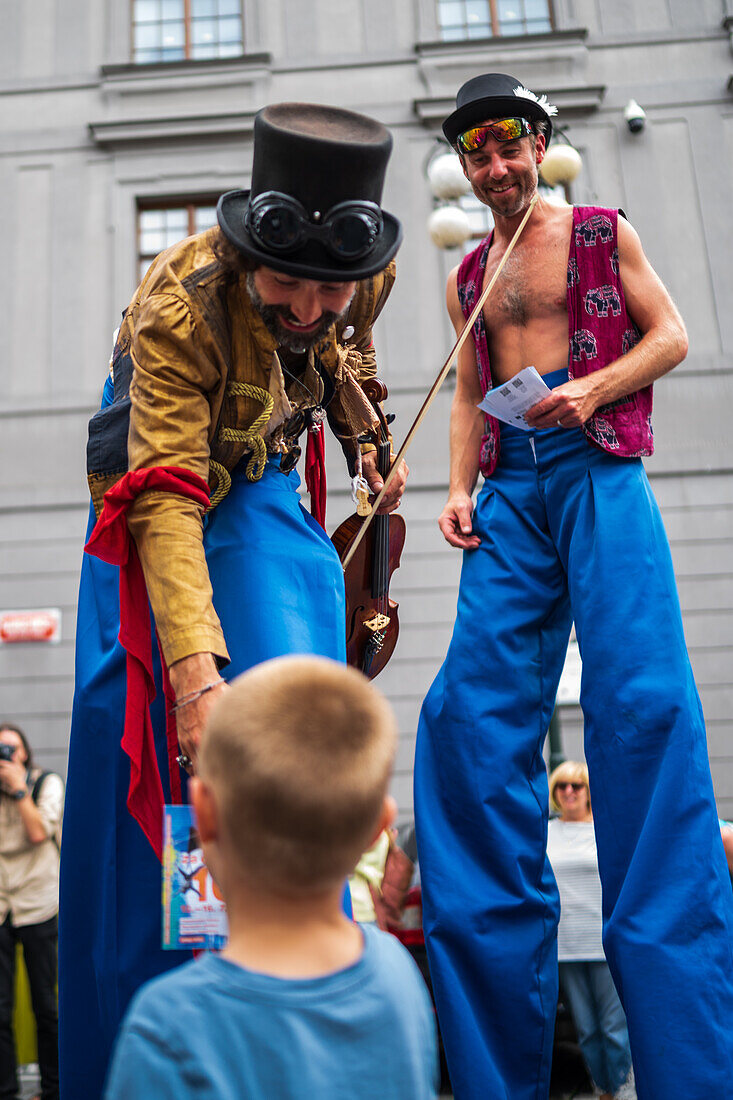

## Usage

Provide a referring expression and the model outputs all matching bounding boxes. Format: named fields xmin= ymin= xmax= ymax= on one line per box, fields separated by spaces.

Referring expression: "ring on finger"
xmin=556 ymin=419 xmax=563 ymax=427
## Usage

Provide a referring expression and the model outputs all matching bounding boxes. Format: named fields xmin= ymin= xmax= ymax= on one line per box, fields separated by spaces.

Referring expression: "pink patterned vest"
xmin=456 ymin=206 xmax=654 ymax=478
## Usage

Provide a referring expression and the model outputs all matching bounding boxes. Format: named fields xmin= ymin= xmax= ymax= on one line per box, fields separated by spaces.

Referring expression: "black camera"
xmin=0 ymin=744 xmax=15 ymax=761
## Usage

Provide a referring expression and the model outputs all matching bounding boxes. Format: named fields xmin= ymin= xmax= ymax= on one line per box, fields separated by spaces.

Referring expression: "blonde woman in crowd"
xmin=547 ymin=762 xmax=635 ymax=1100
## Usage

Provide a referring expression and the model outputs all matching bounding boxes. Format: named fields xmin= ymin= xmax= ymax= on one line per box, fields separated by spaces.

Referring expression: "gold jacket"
xmin=87 ymin=228 xmax=396 ymax=667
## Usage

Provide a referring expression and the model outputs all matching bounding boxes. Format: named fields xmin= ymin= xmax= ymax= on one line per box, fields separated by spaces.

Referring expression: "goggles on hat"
xmin=245 ymin=191 xmax=383 ymax=261
xmin=456 ymin=117 xmax=533 ymax=154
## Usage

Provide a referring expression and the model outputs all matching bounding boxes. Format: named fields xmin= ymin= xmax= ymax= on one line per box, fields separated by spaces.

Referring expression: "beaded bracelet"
xmin=169 ymin=680 xmax=223 ymax=715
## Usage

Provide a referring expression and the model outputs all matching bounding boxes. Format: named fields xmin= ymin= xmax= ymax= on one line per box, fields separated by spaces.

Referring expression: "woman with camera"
xmin=0 ymin=724 xmax=63 ymax=1100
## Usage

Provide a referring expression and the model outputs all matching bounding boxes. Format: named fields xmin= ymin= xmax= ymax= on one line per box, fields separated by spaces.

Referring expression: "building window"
xmin=437 ymin=0 xmax=552 ymax=40
xmin=137 ymin=200 xmax=218 ymax=281
xmin=132 ymin=0 xmax=243 ymax=64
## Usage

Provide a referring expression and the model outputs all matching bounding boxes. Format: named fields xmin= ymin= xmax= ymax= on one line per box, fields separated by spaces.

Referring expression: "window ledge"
xmin=89 ymin=110 xmax=257 ymax=148
xmin=415 ymin=26 xmax=588 ymax=56
xmin=413 ymin=26 xmax=603 ymax=125
xmin=415 ymin=85 xmax=605 ymax=127
xmin=91 ymin=53 xmax=272 ymax=149
xmin=99 ymin=52 xmax=272 ymax=96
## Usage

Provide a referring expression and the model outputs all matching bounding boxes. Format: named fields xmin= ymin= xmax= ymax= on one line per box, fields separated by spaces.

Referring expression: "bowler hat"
xmin=217 ymin=103 xmax=402 ymax=281
xmin=443 ymin=73 xmax=556 ymax=147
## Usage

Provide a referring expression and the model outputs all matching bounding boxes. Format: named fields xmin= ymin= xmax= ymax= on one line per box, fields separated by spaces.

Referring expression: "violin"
xmin=330 ymin=200 xmax=539 ymax=679
xmin=331 ymin=379 xmax=405 ymax=680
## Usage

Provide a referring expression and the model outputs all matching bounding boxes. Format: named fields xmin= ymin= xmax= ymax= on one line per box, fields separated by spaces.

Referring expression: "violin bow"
xmin=341 ymin=193 xmax=538 ymax=572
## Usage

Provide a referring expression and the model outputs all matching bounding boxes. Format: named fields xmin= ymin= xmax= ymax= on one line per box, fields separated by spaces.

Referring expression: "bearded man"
xmin=59 ymin=102 xmax=406 ymax=1099
xmin=414 ymin=73 xmax=733 ymax=1100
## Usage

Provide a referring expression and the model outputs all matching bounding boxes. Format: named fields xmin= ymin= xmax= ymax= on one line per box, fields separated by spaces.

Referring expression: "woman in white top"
xmin=547 ymin=761 xmax=635 ymax=1100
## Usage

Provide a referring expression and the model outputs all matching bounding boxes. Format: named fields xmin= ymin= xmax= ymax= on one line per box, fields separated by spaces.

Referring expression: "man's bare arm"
xmin=526 ymin=217 xmax=688 ymax=429
xmin=438 ymin=269 xmax=485 ymax=550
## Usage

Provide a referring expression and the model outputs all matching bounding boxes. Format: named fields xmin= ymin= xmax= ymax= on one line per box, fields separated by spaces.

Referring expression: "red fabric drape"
xmin=305 ymin=421 xmax=327 ymax=529
xmin=84 ymin=467 xmax=210 ymax=858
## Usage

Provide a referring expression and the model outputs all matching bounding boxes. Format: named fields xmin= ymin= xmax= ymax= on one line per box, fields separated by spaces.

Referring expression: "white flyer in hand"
xmin=477 ymin=366 xmax=552 ymax=431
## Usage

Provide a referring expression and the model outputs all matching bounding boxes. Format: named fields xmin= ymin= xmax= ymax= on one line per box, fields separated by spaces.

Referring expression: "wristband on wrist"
xmin=11 ymin=787 xmax=28 ymax=801
xmin=169 ymin=679 xmax=223 ymax=715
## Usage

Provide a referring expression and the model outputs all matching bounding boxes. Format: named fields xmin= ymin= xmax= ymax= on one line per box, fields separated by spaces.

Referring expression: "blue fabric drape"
xmin=415 ymin=371 xmax=733 ymax=1100
xmin=60 ymin=378 xmax=346 ymax=1100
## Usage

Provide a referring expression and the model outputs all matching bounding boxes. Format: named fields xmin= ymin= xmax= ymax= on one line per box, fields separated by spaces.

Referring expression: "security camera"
xmin=624 ymin=99 xmax=646 ymax=134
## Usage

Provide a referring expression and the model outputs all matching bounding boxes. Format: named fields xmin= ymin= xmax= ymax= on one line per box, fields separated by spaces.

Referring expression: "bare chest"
xmin=483 ymin=230 xmax=570 ymax=330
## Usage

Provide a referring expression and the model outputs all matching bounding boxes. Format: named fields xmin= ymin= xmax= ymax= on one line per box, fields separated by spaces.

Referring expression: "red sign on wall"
xmin=0 ymin=609 xmax=62 ymax=644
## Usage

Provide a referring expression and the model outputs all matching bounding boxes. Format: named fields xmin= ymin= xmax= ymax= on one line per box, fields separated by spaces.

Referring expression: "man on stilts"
xmin=415 ymin=72 xmax=733 ymax=1099
xmin=60 ymin=102 xmax=406 ymax=1099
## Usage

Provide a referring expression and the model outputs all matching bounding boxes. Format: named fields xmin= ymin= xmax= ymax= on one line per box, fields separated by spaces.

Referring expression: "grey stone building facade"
xmin=1 ymin=0 xmax=732 ymax=815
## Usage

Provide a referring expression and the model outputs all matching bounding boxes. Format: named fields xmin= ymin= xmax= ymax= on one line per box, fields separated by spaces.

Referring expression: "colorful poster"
xmin=162 ymin=804 xmax=229 ymax=950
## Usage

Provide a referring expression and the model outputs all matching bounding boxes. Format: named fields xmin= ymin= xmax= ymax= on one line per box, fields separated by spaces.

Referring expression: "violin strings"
xmin=367 ymin=435 xmax=391 ymax=657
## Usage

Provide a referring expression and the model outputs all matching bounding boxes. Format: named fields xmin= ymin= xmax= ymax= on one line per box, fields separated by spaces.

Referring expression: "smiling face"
xmin=554 ymin=779 xmax=591 ymax=822
xmin=460 ymin=120 xmax=546 ymax=220
xmin=247 ymin=267 xmax=357 ymax=352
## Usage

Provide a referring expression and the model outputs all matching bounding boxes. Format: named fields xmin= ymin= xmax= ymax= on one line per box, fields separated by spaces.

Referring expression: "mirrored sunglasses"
xmin=456 ymin=117 xmax=533 ymax=154
xmin=245 ymin=190 xmax=383 ymax=262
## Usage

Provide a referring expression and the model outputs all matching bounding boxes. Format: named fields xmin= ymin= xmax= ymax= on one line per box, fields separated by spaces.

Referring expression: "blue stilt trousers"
xmin=415 ymin=415 xmax=733 ymax=1100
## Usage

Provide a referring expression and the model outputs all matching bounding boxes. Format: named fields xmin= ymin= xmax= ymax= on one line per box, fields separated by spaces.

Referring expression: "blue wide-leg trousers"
xmin=60 ymin=424 xmax=347 ymax=1099
xmin=415 ymin=420 xmax=733 ymax=1100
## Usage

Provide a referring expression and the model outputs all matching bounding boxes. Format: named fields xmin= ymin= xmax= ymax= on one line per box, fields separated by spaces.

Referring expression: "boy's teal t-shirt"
xmin=104 ymin=922 xmax=437 ymax=1099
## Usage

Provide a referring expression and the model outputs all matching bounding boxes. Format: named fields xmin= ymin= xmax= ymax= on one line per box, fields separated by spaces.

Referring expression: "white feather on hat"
xmin=513 ymin=84 xmax=558 ymax=117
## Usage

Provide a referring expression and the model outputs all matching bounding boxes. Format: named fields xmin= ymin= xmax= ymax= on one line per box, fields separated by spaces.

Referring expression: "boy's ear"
xmin=369 ymin=794 xmax=397 ymax=848
xmin=190 ymin=776 xmax=219 ymax=844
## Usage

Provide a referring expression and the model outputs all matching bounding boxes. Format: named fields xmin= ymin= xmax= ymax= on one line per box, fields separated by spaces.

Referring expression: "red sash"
xmin=85 ymin=467 xmax=210 ymax=858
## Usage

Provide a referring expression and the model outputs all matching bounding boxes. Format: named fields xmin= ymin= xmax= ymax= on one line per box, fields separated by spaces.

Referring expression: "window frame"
xmin=436 ymin=0 xmax=555 ymax=41
xmin=136 ymin=195 xmax=220 ymax=281
xmin=130 ymin=0 xmax=244 ymax=65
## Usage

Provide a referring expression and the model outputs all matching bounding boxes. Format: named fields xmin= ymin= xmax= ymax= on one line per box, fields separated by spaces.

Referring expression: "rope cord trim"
xmin=208 ymin=382 xmax=275 ymax=508
xmin=208 ymin=461 xmax=231 ymax=509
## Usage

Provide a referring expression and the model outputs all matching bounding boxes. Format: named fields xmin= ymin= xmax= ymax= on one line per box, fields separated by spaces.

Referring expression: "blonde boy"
xmin=105 ymin=657 xmax=437 ymax=1099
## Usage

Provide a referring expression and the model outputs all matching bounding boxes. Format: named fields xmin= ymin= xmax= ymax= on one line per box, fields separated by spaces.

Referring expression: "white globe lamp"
xmin=534 ymin=141 xmax=581 ymax=187
xmin=540 ymin=143 xmax=583 ymax=187
xmin=427 ymin=205 xmax=471 ymax=250
xmin=427 ymin=152 xmax=471 ymax=201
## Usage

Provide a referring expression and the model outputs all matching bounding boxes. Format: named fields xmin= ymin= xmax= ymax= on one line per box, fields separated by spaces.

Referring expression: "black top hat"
xmin=442 ymin=73 xmax=556 ymax=148
xmin=217 ymin=103 xmax=402 ymax=281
